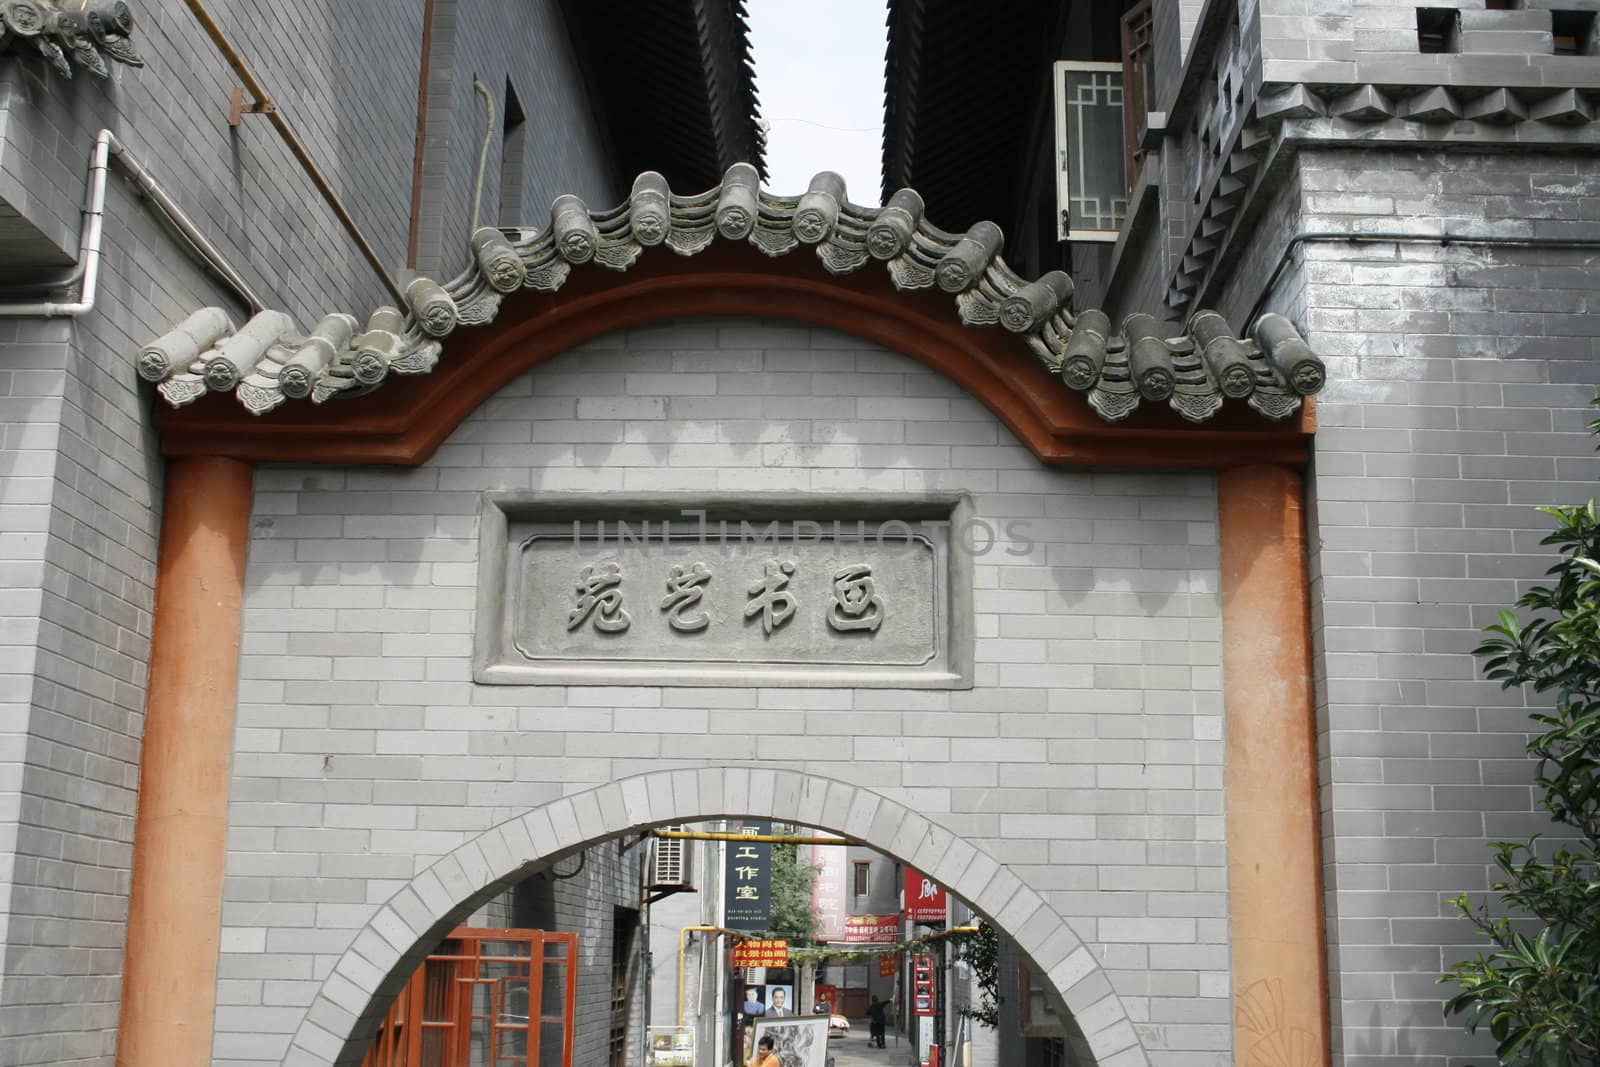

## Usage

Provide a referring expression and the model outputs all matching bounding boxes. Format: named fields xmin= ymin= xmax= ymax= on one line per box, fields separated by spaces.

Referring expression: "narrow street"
xmin=823 ymin=1032 xmax=916 ymax=1067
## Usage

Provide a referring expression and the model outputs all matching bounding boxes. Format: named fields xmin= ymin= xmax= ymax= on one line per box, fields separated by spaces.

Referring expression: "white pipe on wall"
xmin=0 ymin=129 xmax=266 ymax=318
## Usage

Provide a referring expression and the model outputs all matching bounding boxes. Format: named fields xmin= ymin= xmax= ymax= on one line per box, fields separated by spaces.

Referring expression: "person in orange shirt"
xmin=747 ymin=1035 xmax=780 ymax=1067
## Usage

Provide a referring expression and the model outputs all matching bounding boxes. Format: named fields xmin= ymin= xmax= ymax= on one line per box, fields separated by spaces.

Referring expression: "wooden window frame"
xmin=363 ymin=927 xmax=578 ymax=1067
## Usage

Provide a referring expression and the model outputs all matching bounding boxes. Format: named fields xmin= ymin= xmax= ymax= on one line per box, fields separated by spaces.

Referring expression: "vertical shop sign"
xmin=809 ymin=835 xmax=847 ymax=941
xmin=903 ymin=868 xmax=947 ymax=924
xmin=912 ymin=953 xmax=935 ymax=1016
xmin=724 ymin=820 xmax=771 ymax=930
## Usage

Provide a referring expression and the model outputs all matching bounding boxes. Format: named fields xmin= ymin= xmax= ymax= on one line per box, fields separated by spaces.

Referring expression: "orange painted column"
xmin=1217 ymin=463 xmax=1329 ymax=1066
xmin=117 ymin=456 xmax=253 ymax=1067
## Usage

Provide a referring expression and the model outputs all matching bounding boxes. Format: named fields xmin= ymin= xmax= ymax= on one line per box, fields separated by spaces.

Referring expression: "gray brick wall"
xmin=1217 ymin=147 xmax=1600 ymax=1067
xmin=412 ymin=0 xmax=621 ymax=279
xmin=218 ymin=318 xmax=1229 ymax=1066
xmin=0 ymin=3 xmax=621 ymax=1062
xmin=1257 ymin=0 xmax=1600 ymax=86
xmin=0 ymin=177 xmax=246 ymax=1067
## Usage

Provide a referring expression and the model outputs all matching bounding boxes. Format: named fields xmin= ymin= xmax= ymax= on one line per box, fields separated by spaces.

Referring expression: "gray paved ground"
xmin=823 ymin=1031 xmax=917 ymax=1067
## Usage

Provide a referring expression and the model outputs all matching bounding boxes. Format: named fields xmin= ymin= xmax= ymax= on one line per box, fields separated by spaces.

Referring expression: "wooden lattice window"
xmin=609 ymin=907 xmax=640 ymax=1067
xmin=1120 ymin=0 xmax=1154 ymax=190
xmin=362 ymin=927 xmax=577 ymax=1067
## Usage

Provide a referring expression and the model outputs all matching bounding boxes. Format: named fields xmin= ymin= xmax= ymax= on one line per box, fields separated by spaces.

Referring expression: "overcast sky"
xmin=746 ymin=0 xmax=888 ymax=204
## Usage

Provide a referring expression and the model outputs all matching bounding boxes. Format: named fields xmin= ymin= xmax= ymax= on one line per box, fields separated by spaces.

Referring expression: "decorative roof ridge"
xmin=137 ymin=163 xmax=1325 ymax=426
xmin=0 ymin=0 xmax=143 ymax=79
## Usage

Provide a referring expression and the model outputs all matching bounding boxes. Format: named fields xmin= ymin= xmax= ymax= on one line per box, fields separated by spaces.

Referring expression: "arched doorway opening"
xmin=284 ymin=768 xmax=1144 ymax=1067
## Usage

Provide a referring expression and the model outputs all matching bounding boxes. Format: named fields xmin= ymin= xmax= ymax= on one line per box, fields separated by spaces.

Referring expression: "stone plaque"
xmin=475 ymin=494 xmax=973 ymax=688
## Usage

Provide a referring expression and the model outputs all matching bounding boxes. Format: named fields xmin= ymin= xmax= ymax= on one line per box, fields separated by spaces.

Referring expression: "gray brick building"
xmin=0 ymin=1 xmax=1596 ymax=1066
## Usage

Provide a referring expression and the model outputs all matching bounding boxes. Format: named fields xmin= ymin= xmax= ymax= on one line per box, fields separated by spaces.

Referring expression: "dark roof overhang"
xmin=882 ymin=0 xmax=1067 ymax=231
xmin=561 ymin=0 xmax=764 ymax=190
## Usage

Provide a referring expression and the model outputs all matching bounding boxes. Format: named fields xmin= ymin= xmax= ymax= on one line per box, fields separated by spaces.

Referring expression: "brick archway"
xmin=278 ymin=767 xmax=1145 ymax=1067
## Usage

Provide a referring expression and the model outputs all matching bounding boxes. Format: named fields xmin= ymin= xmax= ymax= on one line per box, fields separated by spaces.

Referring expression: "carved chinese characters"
xmin=566 ymin=557 xmax=890 ymax=639
xmin=660 ymin=562 xmax=713 ymax=632
xmin=566 ymin=562 xmax=630 ymax=633
xmin=829 ymin=564 xmax=884 ymax=633
xmin=488 ymin=501 xmax=969 ymax=688
xmin=745 ymin=559 xmax=798 ymax=635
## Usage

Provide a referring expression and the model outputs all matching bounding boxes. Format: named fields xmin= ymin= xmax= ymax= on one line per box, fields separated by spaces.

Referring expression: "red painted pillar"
xmin=117 ymin=456 xmax=253 ymax=1067
xmin=1218 ymin=463 xmax=1330 ymax=1066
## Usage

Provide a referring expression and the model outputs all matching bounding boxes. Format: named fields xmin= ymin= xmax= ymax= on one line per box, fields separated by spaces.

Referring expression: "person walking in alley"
xmin=867 ymin=996 xmax=887 ymax=1048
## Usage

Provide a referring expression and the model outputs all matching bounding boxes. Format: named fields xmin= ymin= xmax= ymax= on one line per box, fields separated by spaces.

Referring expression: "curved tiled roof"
xmin=0 ymin=0 xmax=143 ymax=79
xmin=137 ymin=164 xmax=1325 ymax=425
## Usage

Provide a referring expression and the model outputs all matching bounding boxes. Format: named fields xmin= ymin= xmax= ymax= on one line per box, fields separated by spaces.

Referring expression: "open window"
xmin=1053 ymin=61 xmax=1130 ymax=242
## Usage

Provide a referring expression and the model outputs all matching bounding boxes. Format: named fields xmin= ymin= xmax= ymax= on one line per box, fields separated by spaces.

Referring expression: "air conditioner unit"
xmin=1053 ymin=60 xmax=1129 ymax=243
xmin=650 ymin=826 xmax=695 ymax=891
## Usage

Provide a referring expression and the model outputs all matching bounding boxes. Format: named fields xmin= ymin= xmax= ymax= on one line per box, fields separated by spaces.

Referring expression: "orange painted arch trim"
xmin=155 ymin=243 xmax=1313 ymax=469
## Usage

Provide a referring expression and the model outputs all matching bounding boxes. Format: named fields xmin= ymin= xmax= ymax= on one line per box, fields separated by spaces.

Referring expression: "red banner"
xmin=843 ymin=914 xmax=900 ymax=943
xmin=731 ymin=939 xmax=789 ymax=968
xmin=904 ymin=869 xmax=947 ymax=924
xmin=878 ymin=952 xmax=898 ymax=978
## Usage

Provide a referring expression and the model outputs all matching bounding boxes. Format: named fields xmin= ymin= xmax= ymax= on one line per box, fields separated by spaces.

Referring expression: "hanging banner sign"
xmin=724 ymin=820 xmax=771 ymax=931
xmin=842 ymin=914 xmax=900 ymax=943
xmin=732 ymin=939 xmax=790 ymax=968
xmin=809 ymin=835 xmax=847 ymax=941
xmin=904 ymin=868 xmax=947 ymax=924
xmin=878 ymin=952 xmax=898 ymax=978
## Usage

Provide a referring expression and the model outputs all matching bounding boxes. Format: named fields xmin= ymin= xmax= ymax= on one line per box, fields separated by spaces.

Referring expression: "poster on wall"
xmin=765 ymin=984 xmax=795 ymax=1016
xmin=647 ymin=1027 xmax=695 ymax=1066
xmin=751 ymin=1016 xmax=830 ymax=1067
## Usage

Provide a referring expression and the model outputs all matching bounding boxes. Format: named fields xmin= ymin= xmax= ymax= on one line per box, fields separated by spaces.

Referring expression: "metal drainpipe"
xmin=0 ymin=129 xmax=266 ymax=318
xmin=1245 ymin=230 xmax=1600 ymax=330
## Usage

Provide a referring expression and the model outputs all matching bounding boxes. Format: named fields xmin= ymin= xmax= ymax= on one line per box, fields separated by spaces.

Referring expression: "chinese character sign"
xmin=842 ymin=914 xmax=900 ymax=944
xmin=724 ymin=820 xmax=771 ymax=931
xmin=808 ymin=838 xmax=847 ymax=942
xmin=903 ymin=868 xmax=947 ymax=924
xmin=878 ymin=952 xmax=898 ymax=979
xmin=732 ymin=939 xmax=790 ymax=968
xmin=497 ymin=510 xmax=959 ymax=689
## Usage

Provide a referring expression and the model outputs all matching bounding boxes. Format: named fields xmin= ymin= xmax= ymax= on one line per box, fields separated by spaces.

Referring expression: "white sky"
xmin=745 ymin=0 xmax=888 ymax=205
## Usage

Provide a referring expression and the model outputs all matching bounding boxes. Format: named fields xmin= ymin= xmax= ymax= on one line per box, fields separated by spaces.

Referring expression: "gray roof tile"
xmin=138 ymin=164 xmax=1325 ymax=426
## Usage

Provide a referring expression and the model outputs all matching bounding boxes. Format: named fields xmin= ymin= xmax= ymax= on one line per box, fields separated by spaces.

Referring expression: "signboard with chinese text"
xmin=904 ymin=868 xmax=947 ymax=924
xmin=732 ymin=939 xmax=789 ymax=968
xmin=842 ymin=914 xmax=900 ymax=943
xmin=808 ymin=836 xmax=847 ymax=942
xmin=878 ymin=952 xmax=898 ymax=978
xmin=724 ymin=821 xmax=771 ymax=931
xmin=474 ymin=495 xmax=974 ymax=688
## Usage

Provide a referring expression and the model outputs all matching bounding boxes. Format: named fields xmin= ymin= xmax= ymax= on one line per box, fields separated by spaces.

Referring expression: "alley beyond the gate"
xmin=824 ymin=1034 xmax=914 ymax=1067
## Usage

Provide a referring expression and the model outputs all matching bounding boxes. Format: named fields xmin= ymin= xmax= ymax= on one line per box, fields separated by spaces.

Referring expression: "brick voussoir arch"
xmin=278 ymin=767 xmax=1148 ymax=1067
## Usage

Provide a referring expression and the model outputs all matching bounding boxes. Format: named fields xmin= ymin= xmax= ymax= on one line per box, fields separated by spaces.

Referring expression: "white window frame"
xmin=1053 ymin=60 xmax=1127 ymax=243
